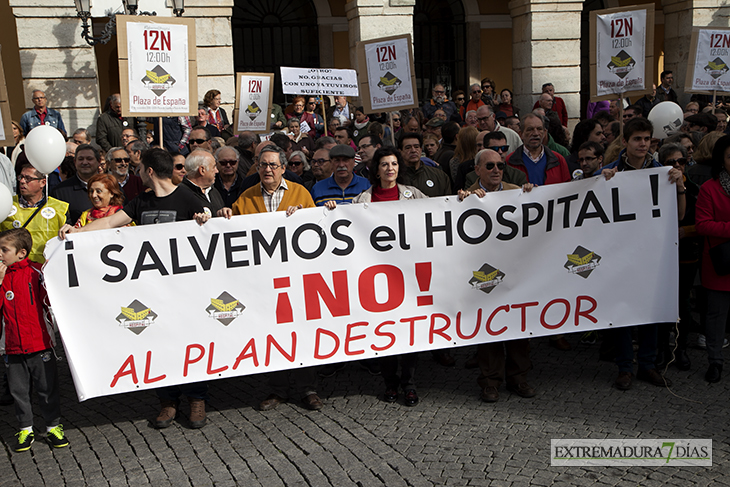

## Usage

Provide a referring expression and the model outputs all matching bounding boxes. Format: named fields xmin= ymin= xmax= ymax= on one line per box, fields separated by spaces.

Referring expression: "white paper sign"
xmin=236 ymin=75 xmax=272 ymax=132
xmin=689 ymin=29 xmax=730 ymax=92
xmin=595 ymin=9 xmax=647 ymax=96
xmin=364 ymin=37 xmax=416 ymax=110
xmin=0 ymin=108 xmax=5 ymax=142
xmin=126 ymin=21 xmax=191 ymax=113
xmin=43 ymin=169 xmax=677 ymax=401
xmin=281 ymin=68 xmax=358 ymax=96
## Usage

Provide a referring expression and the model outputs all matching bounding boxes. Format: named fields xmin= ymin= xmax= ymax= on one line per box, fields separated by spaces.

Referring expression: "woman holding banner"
xmin=352 ymin=147 xmax=426 ymax=406
xmin=695 ymin=135 xmax=730 ymax=383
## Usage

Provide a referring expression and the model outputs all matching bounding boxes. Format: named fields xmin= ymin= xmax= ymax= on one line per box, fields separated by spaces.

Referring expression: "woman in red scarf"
xmin=204 ymin=90 xmax=230 ymax=135
xmin=74 ymin=174 xmax=127 ymax=227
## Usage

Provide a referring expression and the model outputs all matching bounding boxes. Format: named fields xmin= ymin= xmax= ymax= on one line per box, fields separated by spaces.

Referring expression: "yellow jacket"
xmin=232 ymin=182 xmax=315 ymax=215
xmin=1 ymin=196 xmax=69 ymax=264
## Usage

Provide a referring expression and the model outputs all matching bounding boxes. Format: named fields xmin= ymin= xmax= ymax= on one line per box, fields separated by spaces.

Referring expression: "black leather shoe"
xmin=506 ymin=382 xmax=536 ymax=398
xmin=383 ymin=388 xmax=398 ymax=403
xmin=259 ymin=394 xmax=286 ymax=411
xmin=673 ymin=348 xmax=691 ymax=371
xmin=615 ymin=371 xmax=632 ymax=390
xmin=705 ymin=364 xmax=722 ymax=383
xmin=637 ymin=368 xmax=672 ymax=387
xmin=480 ymin=386 xmax=499 ymax=403
xmin=302 ymin=393 xmax=323 ymax=411
xmin=404 ymin=389 xmax=419 ymax=407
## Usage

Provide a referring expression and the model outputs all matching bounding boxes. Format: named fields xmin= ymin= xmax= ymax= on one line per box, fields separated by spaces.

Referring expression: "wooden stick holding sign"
xmin=321 ymin=95 xmax=327 ymax=137
xmin=159 ymin=117 xmax=163 ymax=149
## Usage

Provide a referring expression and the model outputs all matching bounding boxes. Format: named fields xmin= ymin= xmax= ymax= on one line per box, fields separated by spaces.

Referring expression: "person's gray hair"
xmin=106 ymin=147 xmax=128 ymax=164
xmin=111 ymin=93 xmax=121 ymax=104
xmin=259 ymin=144 xmax=287 ymax=167
xmin=289 ymin=150 xmax=309 ymax=171
xmin=73 ymin=128 xmax=90 ymax=142
xmin=470 ymin=83 xmax=481 ymax=91
xmin=185 ymin=149 xmax=214 ymax=173
xmin=126 ymin=140 xmax=149 ymax=153
xmin=523 ymin=112 xmax=549 ymax=131
xmin=465 ymin=110 xmax=477 ymax=119
xmin=210 ymin=137 xmax=222 ymax=152
xmin=215 ymin=146 xmax=240 ymax=163
xmin=474 ymin=149 xmax=492 ymax=167
xmin=658 ymin=143 xmax=688 ymax=165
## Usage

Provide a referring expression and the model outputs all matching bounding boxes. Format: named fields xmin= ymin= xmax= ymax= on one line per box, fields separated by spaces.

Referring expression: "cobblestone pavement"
xmin=1 ymin=332 xmax=728 ymax=486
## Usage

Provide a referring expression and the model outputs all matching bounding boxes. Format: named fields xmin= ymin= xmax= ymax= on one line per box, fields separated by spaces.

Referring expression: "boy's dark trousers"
xmin=6 ymin=350 xmax=61 ymax=428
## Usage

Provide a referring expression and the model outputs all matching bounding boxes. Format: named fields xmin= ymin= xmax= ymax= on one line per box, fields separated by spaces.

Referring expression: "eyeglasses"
xmin=359 ymin=143 xmax=373 ymax=150
xmin=189 ymin=138 xmax=208 ymax=145
xmin=483 ymin=162 xmax=506 ymax=171
xmin=112 ymin=157 xmax=131 ymax=164
xmin=487 ymin=145 xmax=509 ymax=153
xmin=433 ymin=90 xmax=445 ymax=94
xmin=311 ymin=158 xmax=330 ymax=166
xmin=174 ymin=163 xmax=185 ymax=171
xmin=289 ymin=160 xmax=303 ymax=166
xmin=17 ymin=174 xmax=44 ymax=182
xmin=258 ymin=162 xmax=281 ymax=170
xmin=664 ymin=157 xmax=687 ymax=166
xmin=218 ymin=160 xmax=237 ymax=166
xmin=577 ymin=156 xmax=597 ymax=163
xmin=477 ymin=116 xmax=491 ymax=122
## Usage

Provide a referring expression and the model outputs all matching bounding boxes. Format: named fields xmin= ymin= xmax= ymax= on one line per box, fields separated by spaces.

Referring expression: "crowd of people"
xmin=0 ymin=74 xmax=728 ymax=453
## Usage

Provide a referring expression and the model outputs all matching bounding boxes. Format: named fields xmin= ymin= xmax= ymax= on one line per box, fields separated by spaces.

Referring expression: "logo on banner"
xmin=245 ymin=102 xmax=262 ymax=120
xmin=141 ymin=65 xmax=176 ymax=97
xmin=206 ymin=292 xmax=246 ymax=325
xmin=468 ymin=263 xmax=505 ymax=294
xmin=704 ymin=58 xmax=729 ymax=79
xmin=607 ymin=50 xmax=636 ymax=79
xmin=565 ymin=246 xmax=601 ymax=279
xmin=378 ymin=72 xmax=402 ymax=95
xmin=116 ymin=300 xmax=158 ymax=335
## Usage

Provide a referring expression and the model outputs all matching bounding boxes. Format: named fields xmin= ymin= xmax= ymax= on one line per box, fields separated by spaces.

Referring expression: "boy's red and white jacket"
xmin=0 ymin=259 xmax=55 ymax=355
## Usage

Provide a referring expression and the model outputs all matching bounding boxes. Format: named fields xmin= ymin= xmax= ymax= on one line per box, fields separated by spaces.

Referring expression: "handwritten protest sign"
xmin=590 ymin=5 xmax=654 ymax=101
xmin=117 ymin=15 xmax=197 ymax=116
xmin=44 ymin=169 xmax=678 ymax=401
xmin=280 ymin=68 xmax=358 ymax=96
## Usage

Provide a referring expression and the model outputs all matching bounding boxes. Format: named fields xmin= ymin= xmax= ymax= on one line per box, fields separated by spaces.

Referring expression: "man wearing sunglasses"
xmin=213 ymin=146 xmax=246 ymax=208
xmin=107 ymin=147 xmax=144 ymax=202
xmin=422 ymin=83 xmax=458 ymax=123
xmin=188 ymin=126 xmax=213 ymax=153
xmin=459 ymin=148 xmax=536 ymax=402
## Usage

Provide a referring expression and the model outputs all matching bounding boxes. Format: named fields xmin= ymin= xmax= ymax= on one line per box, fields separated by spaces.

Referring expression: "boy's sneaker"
xmin=15 ymin=430 xmax=34 ymax=452
xmin=46 ymin=425 xmax=69 ymax=448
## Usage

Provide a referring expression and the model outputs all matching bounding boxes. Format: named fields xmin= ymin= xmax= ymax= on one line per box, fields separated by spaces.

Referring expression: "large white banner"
xmin=280 ymin=68 xmax=358 ymax=96
xmin=595 ymin=8 xmax=648 ymax=96
xmin=126 ymin=21 xmax=191 ymax=113
xmin=688 ymin=28 xmax=730 ymax=93
xmin=363 ymin=37 xmax=416 ymax=110
xmin=43 ymin=169 xmax=678 ymax=401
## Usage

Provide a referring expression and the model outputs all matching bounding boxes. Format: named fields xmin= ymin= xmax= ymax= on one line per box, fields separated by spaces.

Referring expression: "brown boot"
xmin=155 ymin=399 xmax=178 ymax=429
xmin=188 ymin=397 xmax=206 ymax=429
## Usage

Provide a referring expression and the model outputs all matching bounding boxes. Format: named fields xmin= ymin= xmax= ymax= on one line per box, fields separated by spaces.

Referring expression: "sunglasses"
xmin=112 ymin=157 xmax=130 ymax=163
xmin=289 ymin=160 xmax=303 ymax=166
xmin=456 ymin=97 xmax=465 ymax=102
xmin=174 ymin=163 xmax=185 ymax=171
xmin=311 ymin=158 xmax=330 ymax=165
xmin=487 ymin=145 xmax=509 ymax=153
xmin=218 ymin=160 xmax=237 ymax=166
xmin=189 ymin=138 xmax=208 ymax=145
xmin=482 ymin=85 xmax=492 ymax=90
xmin=664 ymin=157 xmax=687 ymax=166
xmin=483 ymin=162 xmax=506 ymax=171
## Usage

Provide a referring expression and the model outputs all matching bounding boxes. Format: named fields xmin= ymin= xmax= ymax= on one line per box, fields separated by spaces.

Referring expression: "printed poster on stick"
xmin=43 ymin=169 xmax=678 ymax=401
xmin=685 ymin=28 xmax=730 ymax=94
xmin=117 ymin=15 xmax=197 ymax=117
xmin=234 ymin=73 xmax=274 ymax=134
xmin=0 ymin=46 xmax=13 ymax=146
xmin=590 ymin=5 xmax=654 ymax=101
xmin=356 ymin=34 xmax=419 ymax=113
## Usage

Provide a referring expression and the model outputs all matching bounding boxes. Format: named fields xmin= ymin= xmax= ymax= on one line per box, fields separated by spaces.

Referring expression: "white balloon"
xmin=24 ymin=125 xmax=67 ymax=174
xmin=0 ymin=183 xmax=13 ymax=221
xmin=647 ymin=101 xmax=684 ymax=140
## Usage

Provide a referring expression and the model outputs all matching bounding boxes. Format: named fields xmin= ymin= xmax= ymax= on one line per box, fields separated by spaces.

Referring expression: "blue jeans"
xmin=615 ymin=324 xmax=658 ymax=373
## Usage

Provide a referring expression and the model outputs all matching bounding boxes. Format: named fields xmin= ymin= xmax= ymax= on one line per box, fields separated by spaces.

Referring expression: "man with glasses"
xmin=20 ymin=90 xmax=66 ymax=136
xmin=574 ymin=141 xmax=603 ymax=180
xmin=311 ymin=145 xmax=370 ymax=207
xmin=188 ymin=126 xmax=213 ymax=153
xmin=458 ymin=132 xmax=527 ymax=192
xmin=229 ymin=145 xmax=323 ymax=411
xmin=465 ymin=84 xmax=486 ymax=116
xmin=480 ymin=78 xmax=499 ymax=110
xmin=180 ymin=149 xmax=225 ymax=216
xmin=475 ymin=105 xmax=522 ymax=153
xmin=1 ymin=164 xmax=68 ymax=264
xmin=213 ymin=146 xmax=246 ymax=207
xmin=532 ymin=83 xmax=568 ymax=126
xmin=306 ymin=148 xmax=334 ymax=191
xmin=51 ymin=144 xmax=103 ymax=223
xmin=107 ymin=147 xmax=144 ymax=202
xmin=355 ymin=135 xmax=382 ymax=179
xmin=422 ymin=83 xmax=458 ymax=122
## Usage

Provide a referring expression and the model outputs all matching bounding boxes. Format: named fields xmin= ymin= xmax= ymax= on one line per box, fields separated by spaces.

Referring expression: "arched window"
xmin=413 ymin=0 xmax=467 ymax=101
xmin=232 ymin=0 xmax=320 ymax=103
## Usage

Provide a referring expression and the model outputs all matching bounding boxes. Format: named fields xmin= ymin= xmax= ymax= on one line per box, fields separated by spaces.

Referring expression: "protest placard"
xmin=356 ymin=34 xmax=419 ymax=113
xmin=234 ymin=73 xmax=274 ymax=134
xmin=590 ymin=5 xmax=654 ymax=101
xmin=117 ymin=15 xmax=197 ymax=116
xmin=280 ymin=68 xmax=358 ymax=97
xmin=44 ymin=169 xmax=678 ymax=401
xmin=685 ymin=27 xmax=730 ymax=94
xmin=0 ymin=47 xmax=13 ymax=146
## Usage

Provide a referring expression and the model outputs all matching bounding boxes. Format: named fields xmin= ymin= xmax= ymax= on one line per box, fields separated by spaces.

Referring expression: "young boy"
xmin=0 ymin=228 xmax=68 ymax=452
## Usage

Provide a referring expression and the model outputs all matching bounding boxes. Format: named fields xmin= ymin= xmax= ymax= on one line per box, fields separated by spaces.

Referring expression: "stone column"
xmin=509 ymin=0 xmax=583 ymax=126
xmin=11 ymin=0 xmax=101 ymax=134
xmin=662 ymin=0 xmax=730 ymax=105
xmin=345 ymin=0 xmax=416 ymax=90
